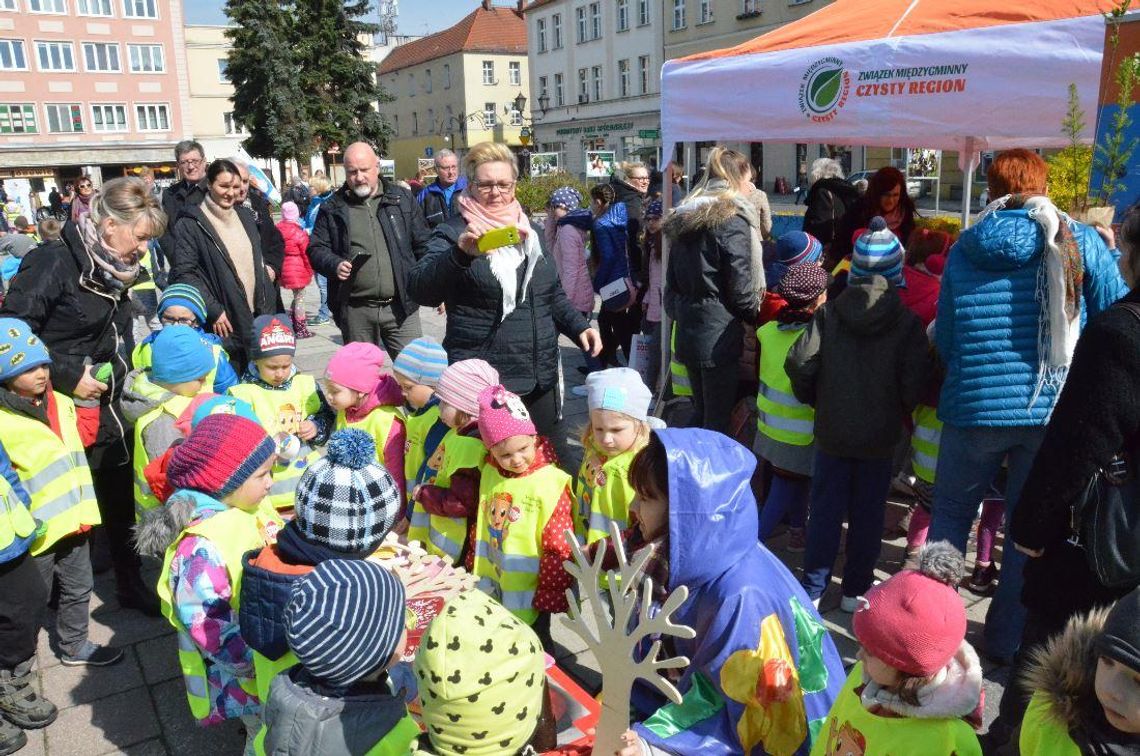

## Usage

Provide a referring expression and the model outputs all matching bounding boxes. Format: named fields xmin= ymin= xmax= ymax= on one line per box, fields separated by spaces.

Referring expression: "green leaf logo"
xmin=808 ymin=67 xmax=843 ymax=113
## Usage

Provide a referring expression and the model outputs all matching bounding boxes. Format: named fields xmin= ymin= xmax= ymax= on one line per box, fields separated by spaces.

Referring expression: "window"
xmin=136 ymin=103 xmax=170 ymax=131
xmin=638 ymin=0 xmax=650 ymax=25
xmin=482 ymin=60 xmax=494 ymax=85
xmin=223 ymin=112 xmax=246 ymax=135
xmin=45 ymin=103 xmax=83 ymax=133
xmin=217 ymin=58 xmax=229 ymax=82
xmin=576 ymin=7 xmax=587 ymax=43
xmin=740 ymin=0 xmax=760 ymax=13
xmin=91 ymin=104 xmax=128 ymax=132
xmin=28 ymin=0 xmax=66 ymax=13
xmin=577 ymin=68 xmax=587 ymax=102
xmin=392 ymin=114 xmax=398 ymax=136
xmin=0 ymin=104 xmax=36 ymax=133
xmin=77 ymin=0 xmax=113 ymax=15
xmin=508 ymin=61 xmax=520 ymax=86
xmin=618 ymin=59 xmax=630 ymax=97
xmin=590 ymin=2 xmax=601 ymax=39
xmin=443 ymin=63 xmax=450 ymax=89
xmin=552 ymin=14 xmax=562 ymax=48
xmin=483 ymin=102 xmax=496 ymax=128
xmin=0 ymin=40 xmax=26 ymax=71
xmin=412 ymin=112 xmax=418 ymax=134
xmin=510 ymin=108 xmax=522 ymax=126
xmin=83 ymin=42 xmax=121 ymax=72
xmin=617 ymin=0 xmax=629 ymax=31
xmin=591 ymin=65 xmax=602 ymax=102
xmin=538 ymin=75 xmax=548 ymax=100
xmin=672 ymin=0 xmax=685 ymax=29
xmin=424 ymin=68 xmax=431 ymax=93
xmin=699 ymin=0 xmax=713 ymax=23
xmin=427 ymin=108 xmax=434 ymax=133
xmin=639 ymin=55 xmax=651 ymax=94
xmin=35 ymin=41 xmax=75 ymax=72
xmin=127 ymin=44 xmax=164 ymax=73
xmin=407 ymin=73 xmax=414 ymax=96
xmin=0 ymin=0 xmax=14 ymax=9
xmin=536 ymin=17 xmax=546 ymax=52
xmin=122 ymin=0 xmax=157 ymax=18
xmin=554 ymin=72 xmax=564 ymax=106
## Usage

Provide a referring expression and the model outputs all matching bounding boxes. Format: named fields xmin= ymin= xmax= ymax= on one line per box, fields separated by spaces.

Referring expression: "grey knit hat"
xmin=293 ymin=429 xmax=401 ymax=555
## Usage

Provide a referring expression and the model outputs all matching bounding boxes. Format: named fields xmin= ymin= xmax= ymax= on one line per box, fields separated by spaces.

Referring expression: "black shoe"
xmin=60 ymin=642 xmax=124 ymax=667
xmin=117 ymin=587 xmax=162 ymax=618
xmin=0 ymin=719 xmax=25 ymax=756
xmin=0 ymin=668 xmax=57 ymax=730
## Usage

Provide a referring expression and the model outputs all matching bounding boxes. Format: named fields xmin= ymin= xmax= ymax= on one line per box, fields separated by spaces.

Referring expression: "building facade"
xmin=378 ymin=0 xmax=531 ymax=179
xmin=182 ymin=24 xmax=245 ymax=165
xmin=525 ymin=0 xmax=663 ymax=179
xmin=0 ymin=0 xmax=191 ymax=202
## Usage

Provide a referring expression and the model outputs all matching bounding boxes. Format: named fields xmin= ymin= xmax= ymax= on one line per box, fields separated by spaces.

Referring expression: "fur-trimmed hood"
xmin=132 ymin=489 xmax=217 ymax=558
xmin=1022 ymin=606 xmax=1110 ymax=732
xmin=663 ymin=192 xmax=758 ymax=239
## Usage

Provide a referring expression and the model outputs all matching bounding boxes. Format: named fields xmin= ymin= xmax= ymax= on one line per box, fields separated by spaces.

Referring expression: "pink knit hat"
xmin=435 ymin=359 xmax=500 ymax=417
xmin=477 ymin=385 xmax=536 ymax=447
xmin=326 ymin=342 xmax=387 ymax=394
xmin=281 ymin=201 xmax=301 ymax=224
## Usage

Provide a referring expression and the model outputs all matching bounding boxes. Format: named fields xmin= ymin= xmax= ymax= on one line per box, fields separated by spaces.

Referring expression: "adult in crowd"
xmin=233 ymin=158 xmax=284 ymax=293
xmin=171 ymin=159 xmax=276 ymax=370
xmin=927 ymin=149 xmax=1127 ymax=667
xmin=745 ymin=167 xmax=774 ymax=240
xmin=407 ymin=141 xmax=601 ymax=433
xmin=69 ymin=175 xmax=95 ymax=225
xmin=0 ymin=217 xmax=36 ymax=260
xmin=307 ymin=142 xmax=431 ymax=354
xmin=981 ymin=203 xmax=1140 ymax=750
xmin=282 ymin=166 xmax=312 ymax=218
xmin=159 ymin=140 xmax=208 ymax=268
xmin=831 ymin=166 xmax=917 ymax=265
xmin=589 ymin=183 xmax=637 ymax=368
xmin=610 ymin=162 xmax=650 ymax=286
xmin=416 ymin=149 xmax=466 ymax=229
xmin=801 ymin=157 xmax=861 ymax=252
xmin=0 ymin=176 xmax=165 ymax=615
xmin=48 ymin=186 xmax=63 ymax=218
xmin=663 ymin=146 xmax=763 ymax=433
xmin=302 ymin=172 xmax=334 ymax=326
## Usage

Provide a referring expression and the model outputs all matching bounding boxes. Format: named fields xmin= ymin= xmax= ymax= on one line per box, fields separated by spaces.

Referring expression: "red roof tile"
xmin=379 ymin=5 xmax=527 ymax=74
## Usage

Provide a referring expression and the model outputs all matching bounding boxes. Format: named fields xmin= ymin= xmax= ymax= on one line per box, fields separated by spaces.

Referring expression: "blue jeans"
xmin=801 ymin=451 xmax=892 ymax=600
xmin=315 ymin=274 xmax=331 ymax=320
xmin=759 ymin=475 xmax=809 ymax=540
xmin=928 ymin=423 xmax=1046 ymax=661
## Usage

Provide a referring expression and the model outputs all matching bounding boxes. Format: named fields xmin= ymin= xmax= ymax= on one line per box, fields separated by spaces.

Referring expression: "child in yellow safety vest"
xmin=323 ymin=342 xmax=406 ymax=497
xmin=755 ymin=262 xmax=828 ymax=551
xmin=228 ymin=314 xmax=334 ymax=512
xmin=392 ymin=337 xmax=449 ymax=511
xmin=813 ymin=541 xmax=983 ymax=756
xmin=122 ymin=325 xmax=216 ymax=521
xmin=134 ymin=413 xmax=283 ymax=748
xmin=0 ymin=317 xmax=122 ymax=668
xmin=470 ymin=384 xmax=573 ymax=650
xmin=408 ymin=359 xmax=498 ymax=565
xmin=574 ymin=367 xmax=658 ymax=546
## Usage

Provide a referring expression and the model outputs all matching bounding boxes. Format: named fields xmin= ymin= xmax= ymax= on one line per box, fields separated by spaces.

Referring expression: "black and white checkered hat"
xmin=293 ymin=429 xmax=401 ymax=554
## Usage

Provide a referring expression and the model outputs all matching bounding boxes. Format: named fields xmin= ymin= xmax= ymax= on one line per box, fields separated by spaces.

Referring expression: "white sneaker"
xmin=570 ymin=385 xmax=589 ymax=397
xmin=811 ymin=596 xmax=821 ymax=610
xmin=840 ymin=595 xmax=863 ymax=613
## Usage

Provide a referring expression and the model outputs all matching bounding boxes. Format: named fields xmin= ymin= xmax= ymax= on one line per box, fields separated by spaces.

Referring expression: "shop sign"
xmin=554 ymin=121 xmax=635 ymax=137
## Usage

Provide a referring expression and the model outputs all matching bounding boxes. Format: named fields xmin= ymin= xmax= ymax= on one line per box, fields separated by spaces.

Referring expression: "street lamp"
xmin=513 ymin=92 xmax=527 ymax=117
xmin=537 ymin=92 xmax=550 ymax=115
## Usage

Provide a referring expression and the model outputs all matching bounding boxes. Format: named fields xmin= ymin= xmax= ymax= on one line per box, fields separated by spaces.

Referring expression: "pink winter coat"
xmin=552 ymin=220 xmax=595 ymax=314
xmin=277 ymin=220 xmax=313 ymax=290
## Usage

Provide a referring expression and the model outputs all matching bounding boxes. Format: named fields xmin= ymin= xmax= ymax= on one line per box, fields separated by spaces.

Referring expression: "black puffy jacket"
xmin=802 ymin=177 xmax=861 ymax=253
xmin=239 ymin=548 xmax=310 ymax=662
xmin=407 ymin=217 xmax=590 ymax=397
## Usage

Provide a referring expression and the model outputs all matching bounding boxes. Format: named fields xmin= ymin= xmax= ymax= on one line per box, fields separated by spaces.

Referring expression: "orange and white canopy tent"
xmin=661 ymin=0 xmax=1112 ymax=164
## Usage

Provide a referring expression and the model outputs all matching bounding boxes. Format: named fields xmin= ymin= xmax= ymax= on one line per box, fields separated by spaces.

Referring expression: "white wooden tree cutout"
xmin=560 ymin=523 xmax=696 ymax=755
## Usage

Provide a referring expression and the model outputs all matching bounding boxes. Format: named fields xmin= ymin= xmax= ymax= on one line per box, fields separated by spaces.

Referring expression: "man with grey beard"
xmin=307 ymin=142 xmax=432 ymax=354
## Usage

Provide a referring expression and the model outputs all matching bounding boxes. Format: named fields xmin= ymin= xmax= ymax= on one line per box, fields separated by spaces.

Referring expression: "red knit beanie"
xmin=852 ymin=541 xmax=967 ymax=677
xmin=167 ymin=414 xmax=277 ymax=498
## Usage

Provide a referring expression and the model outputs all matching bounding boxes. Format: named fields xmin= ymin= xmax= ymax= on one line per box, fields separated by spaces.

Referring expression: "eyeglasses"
xmin=178 ymin=158 xmax=204 ymax=169
xmin=630 ymin=175 xmax=650 ymax=182
xmin=77 ymin=183 xmax=92 ymax=189
xmin=474 ymin=180 xmax=517 ymax=195
xmin=160 ymin=315 xmax=199 ymax=327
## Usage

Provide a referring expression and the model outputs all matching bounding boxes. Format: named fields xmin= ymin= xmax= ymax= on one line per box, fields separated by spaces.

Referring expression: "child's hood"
xmin=860 ymin=641 xmax=983 ymax=722
xmin=657 ymin=428 xmax=759 ymax=592
xmin=121 ymin=367 xmax=173 ymax=422
xmin=833 ymin=275 xmax=908 ymax=337
xmin=1022 ymin=605 xmax=1110 ymax=733
xmin=133 ymin=489 xmax=222 ymax=557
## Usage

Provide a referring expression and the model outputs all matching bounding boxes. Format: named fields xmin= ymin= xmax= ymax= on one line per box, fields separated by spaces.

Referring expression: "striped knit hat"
xmin=435 ymin=359 xmax=499 ymax=418
xmin=285 ymin=559 xmax=407 ymax=689
xmin=851 ymin=217 xmax=906 ymax=286
xmin=392 ymin=337 xmax=449 ymax=388
xmin=158 ymin=284 xmax=209 ymax=325
xmin=167 ymin=414 xmax=276 ymax=498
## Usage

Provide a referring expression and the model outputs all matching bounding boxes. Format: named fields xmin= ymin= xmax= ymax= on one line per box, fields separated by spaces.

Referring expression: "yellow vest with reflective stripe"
xmin=134 ymin=249 xmax=156 ymax=291
xmin=403 ymin=403 xmax=442 ymax=502
xmin=473 ymin=463 xmax=569 ymax=625
xmin=407 ymin=428 xmax=486 ymax=563
xmin=335 ymin=406 xmax=403 ymax=472
xmin=252 ymin=649 xmax=298 ymax=707
xmin=1019 ymin=691 xmax=1080 ymax=756
xmin=156 ymin=501 xmax=283 ymax=722
xmin=0 ymin=394 xmax=100 ymax=556
xmin=0 ymin=473 xmax=36 ymax=555
xmin=132 ymin=338 xmax=223 ymax=391
xmin=255 ymin=709 xmax=419 ymax=756
xmin=756 ymin=322 xmax=815 ymax=446
xmin=574 ymin=440 xmax=640 ymax=545
xmin=229 ymin=375 xmax=322 ymax=511
xmin=133 ymin=392 xmax=197 ymax=520
xmin=911 ymin=404 xmax=943 ymax=484
xmin=669 ymin=323 xmax=691 ymax=397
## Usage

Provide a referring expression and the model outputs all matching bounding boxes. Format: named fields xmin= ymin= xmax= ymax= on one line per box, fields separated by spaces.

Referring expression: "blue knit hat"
xmin=285 ymin=559 xmax=407 ymax=688
xmin=392 ymin=336 xmax=448 ymax=388
xmin=851 ymin=217 xmax=906 ymax=286
xmin=190 ymin=395 xmax=260 ymax=429
xmin=158 ymin=284 xmax=208 ymax=325
xmin=0 ymin=318 xmax=51 ymax=383
xmin=767 ymin=231 xmax=823 ymax=291
xmin=150 ymin=325 xmax=215 ymax=385
xmin=549 ymin=186 xmax=582 ymax=210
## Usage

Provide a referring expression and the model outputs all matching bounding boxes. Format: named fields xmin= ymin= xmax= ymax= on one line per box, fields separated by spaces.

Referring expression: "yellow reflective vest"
xmin=133 ymin=392 xmax=198 ymax=520
xmin=403 ymin=402 xmax=443 ymax=502
xmin=0 ymin=470 xmax=36 ymax=556
xmin=669 ymin=323 xmax=692 ymax=397
xmin=756 ymin=322 xmax=815 ymax=446
xmin=133 ymin=337 xmax=224 ymax=393
xmin=473 ymin=463 xmax=569 ymax=625
xmin=574 ymin=439 xmax=640 ymax=545
xmin=407 ymin=428 xmax=486 ymax=563
xmin=229 ymin=375 xmax=322 ymax=511
xmin=157 ymin=499 xmax=283 ymax=722
xmin=0 ymin=393 xmax=100 ymax=556
xmin=1019 ymin=691 xmax=1080 ymax=756
xmin=911 ymin=404 xmax=943 ymax=484
xmin=135 ymin=249 xmax=156 ymax=292
xmin=335 ymin=406 xmax=403 ymax=475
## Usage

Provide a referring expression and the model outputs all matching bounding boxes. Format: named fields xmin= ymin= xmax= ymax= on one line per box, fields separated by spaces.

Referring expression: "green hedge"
xmin=515 ymin=171 xmax=590 ymax=215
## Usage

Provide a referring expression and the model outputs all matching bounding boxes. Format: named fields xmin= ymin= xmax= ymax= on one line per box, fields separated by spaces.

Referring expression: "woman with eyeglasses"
xmin=1 ymin=176 xmax=168 ymax=617
xmin=70 ymin=175 xmax=95 ymax=224
xmin=408 ymin=141 xmax=602 ymax=433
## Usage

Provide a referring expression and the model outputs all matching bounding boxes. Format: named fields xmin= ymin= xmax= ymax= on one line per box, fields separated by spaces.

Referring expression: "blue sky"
xmin=185 ymin=1 xmax=477 ymax=37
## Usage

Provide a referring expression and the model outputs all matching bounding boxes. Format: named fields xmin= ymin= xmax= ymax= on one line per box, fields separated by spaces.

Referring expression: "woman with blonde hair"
xmin=302 ymin=172 xmax=335 ymax=325
xmin=663 ymin=146 xmax=763 ymax=432
xmin=1 ymin=176 xmax=168 ymax=617
xmin=408 ymin=141 xmax=601 ymax=434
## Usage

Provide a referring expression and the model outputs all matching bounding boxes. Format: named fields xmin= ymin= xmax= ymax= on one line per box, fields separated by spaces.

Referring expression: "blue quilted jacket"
xmin=935 ymin=209 xmax=1126 ymax=427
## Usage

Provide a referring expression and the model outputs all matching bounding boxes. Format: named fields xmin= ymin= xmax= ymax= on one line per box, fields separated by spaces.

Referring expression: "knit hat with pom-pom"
xmin=292 ymin=428 xmax=402 ymax=554
xmin=852 ymin=540 xmax=967 ymax=677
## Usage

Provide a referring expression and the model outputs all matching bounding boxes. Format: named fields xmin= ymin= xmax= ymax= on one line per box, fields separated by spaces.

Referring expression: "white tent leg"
xmin=959 ymin=139 xmax=979 ymax=228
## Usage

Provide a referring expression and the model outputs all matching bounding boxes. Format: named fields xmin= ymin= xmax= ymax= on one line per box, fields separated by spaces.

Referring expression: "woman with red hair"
xmin=831 ymin=166 xmax=918 ymax=265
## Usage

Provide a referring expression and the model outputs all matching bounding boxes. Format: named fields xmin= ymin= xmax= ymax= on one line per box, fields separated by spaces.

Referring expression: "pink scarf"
xmin=457 ymin=193 xmax=533 ymax=237
xmin=457 ymin=192 xmax=542 ymax=321
xmin=345 ymin=375 xmax=404 ymax=424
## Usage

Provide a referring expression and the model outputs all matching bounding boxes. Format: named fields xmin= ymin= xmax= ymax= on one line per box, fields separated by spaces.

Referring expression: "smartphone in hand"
xmin=476 ymin=225 xmax=521 ymax=254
